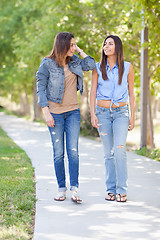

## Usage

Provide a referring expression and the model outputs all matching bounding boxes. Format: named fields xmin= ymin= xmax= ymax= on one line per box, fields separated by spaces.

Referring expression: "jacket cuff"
xmin=38 ymin=101 xmax=49 ymax=108
xmin=83 ymin=56 xmax=96 ymax=70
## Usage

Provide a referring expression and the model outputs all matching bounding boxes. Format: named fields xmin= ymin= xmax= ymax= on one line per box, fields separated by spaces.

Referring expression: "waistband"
xmin=96 ymin=104 xmax=129 ymax=112
xmin=97 ymin=100 xmax=128 ymax=112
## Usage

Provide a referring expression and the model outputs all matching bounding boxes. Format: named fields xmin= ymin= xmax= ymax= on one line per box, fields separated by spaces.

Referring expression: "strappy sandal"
xmin=71 ymin=190 xmax=82 ymax=204
xmin=105 ymin=193 xmax=116 ymax=201
xmin=54 ymin=192 xmax=66 ymax=201
xmin=116 ymin=194 xmax=127 ymax=202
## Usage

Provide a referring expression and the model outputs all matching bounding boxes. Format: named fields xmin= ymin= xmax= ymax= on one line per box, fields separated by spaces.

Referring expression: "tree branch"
xmin=147 ymin=7 xmax=160 ymax=22
xmin=148 ymin=64 xmax=160 ymax=79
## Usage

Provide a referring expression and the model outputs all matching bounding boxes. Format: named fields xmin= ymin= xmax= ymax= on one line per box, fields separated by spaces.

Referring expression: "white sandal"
xmin=54 ymin=192 xmax=66 ymax=201
xmin=71 ymin=190 xmax=82 ymax=203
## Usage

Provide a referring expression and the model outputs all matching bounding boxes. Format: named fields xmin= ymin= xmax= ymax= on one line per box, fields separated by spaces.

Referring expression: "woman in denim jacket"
xmin=36 ymin=32 xmax=95 ymax=203
xmin=90 ymin=35 xmax=135 ymax=202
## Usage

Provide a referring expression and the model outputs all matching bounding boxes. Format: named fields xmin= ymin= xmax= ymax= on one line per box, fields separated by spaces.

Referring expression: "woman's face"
xmin=66 ymin=38 xmax=77 ymax=57
xmin=103 ymin=37 xmax=116 ymax=56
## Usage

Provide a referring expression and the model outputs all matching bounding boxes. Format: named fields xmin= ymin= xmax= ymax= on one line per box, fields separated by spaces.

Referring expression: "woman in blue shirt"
xmin=90 ymin=35 xmax=135 ymax=202
xmin=36 ymin=32 xmax=95 ymax=203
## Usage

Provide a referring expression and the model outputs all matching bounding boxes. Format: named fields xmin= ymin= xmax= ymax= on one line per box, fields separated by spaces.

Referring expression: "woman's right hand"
xmin=91 ymin=113 xmax=99 ymax=128
xmin=43 ymin=107 xmax=55 ymax=127
xmin=45 ymin=113 xmax=55 ymax=127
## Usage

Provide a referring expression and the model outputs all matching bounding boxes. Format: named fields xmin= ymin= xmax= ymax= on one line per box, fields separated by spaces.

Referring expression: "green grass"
xmin=135 ymin=147 xmax=160 ymax=161
xmin=154 ymin=124 xmax=160 ymax=134
xmin=0 ymin=127 xmax=36 ymax=240
xmin=0 ymin=106 xmax=23 ymax=118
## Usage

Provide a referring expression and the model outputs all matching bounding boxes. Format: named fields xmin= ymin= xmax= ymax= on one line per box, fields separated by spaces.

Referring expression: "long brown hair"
xmin=47 ymin=32 xmax=74 ymax=67
xmin=100 ymin=35 xmax=124 ymax=85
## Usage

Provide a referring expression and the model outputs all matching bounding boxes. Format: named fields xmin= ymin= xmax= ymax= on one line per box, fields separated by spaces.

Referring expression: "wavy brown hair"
xmin=47 ymin=32 xmax=74 ymax=67
xmin=100 ymin=35 xmax=124 ymax=85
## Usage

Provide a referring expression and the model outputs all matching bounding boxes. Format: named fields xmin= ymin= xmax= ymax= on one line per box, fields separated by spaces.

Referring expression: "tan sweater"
xmin=48 ymin=64 xmax=79 ymax=114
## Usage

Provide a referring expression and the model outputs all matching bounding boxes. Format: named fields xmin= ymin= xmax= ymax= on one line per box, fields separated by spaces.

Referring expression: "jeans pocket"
xmin=118 ymin=107 xmax=129 ymax=119
xmin=95 ymin=106 xmax=102 ymax=115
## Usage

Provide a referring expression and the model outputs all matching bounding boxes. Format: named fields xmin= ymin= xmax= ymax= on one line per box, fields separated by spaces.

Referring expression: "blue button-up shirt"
xmin=96 ymin=61 xmax=130 ymax=109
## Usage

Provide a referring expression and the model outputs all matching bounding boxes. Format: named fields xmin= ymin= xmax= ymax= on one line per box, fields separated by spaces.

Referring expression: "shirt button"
xmin=61 ymin=82 xmax=63 ymax=85
xmin=59 ymin=90 xmax=62 ymax=93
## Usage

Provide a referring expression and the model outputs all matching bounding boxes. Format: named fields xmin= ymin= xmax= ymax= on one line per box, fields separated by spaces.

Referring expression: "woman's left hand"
xmin=128 ymin=117 xmax=135 ymax=131
xmin=75 ymin=44 xmax=81 ymax=53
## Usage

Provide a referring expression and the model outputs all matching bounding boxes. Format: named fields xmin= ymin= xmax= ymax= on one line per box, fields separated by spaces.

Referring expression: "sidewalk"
xmin=0 ymin=112 xmax=160 ymax=240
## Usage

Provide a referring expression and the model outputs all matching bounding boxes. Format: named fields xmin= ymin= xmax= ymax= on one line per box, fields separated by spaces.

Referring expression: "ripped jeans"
xmin=48 ymin=108 xmax=80 ymax=192
xmin=96 ymin=105 xmax=129 ymax=195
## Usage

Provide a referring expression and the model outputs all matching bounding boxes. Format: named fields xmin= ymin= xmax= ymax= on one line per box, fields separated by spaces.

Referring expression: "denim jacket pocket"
xmin=50 ymin=71 xmax=59 ymax=81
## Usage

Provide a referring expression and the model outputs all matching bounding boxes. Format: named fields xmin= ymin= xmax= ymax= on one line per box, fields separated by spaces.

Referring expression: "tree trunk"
xmin=147 ymin=78 xmax=155 ymax=148
xmin=24 ymin=89 xmax=31 ymax=115
xmin=79 ymin=76 xmax=94 ymax=135
xmin=153 ymin=98 xmax=158 ymax=119
xmin=80 ymin=79 xmax=89 ymax=120
xmin=33 ymin=75 xmax=42 ymax=120
xmin=19 ymin=93 xmax=25 ymax=115
xmin=135 ymin=101 xmax=139 ymax=120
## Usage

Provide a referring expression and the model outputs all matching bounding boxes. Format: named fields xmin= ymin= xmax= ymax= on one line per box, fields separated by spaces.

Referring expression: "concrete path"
xmin=0 ymin=112 xmax=160 ymax=240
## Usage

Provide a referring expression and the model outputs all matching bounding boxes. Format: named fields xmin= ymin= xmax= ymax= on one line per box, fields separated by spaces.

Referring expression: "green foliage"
xmin=0 ymin=127 xmax=35 ymax=239
xmin=80 ymin=112 xmax=99 ymax=137
xmin=0 ymin=0 xmax=159 ymax=110
xmin=135 ymin=147 xmax=160 ymax=161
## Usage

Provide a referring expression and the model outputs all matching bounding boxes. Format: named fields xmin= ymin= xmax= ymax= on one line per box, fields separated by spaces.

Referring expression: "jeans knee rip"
xmin=72 ymin=148 xmax=77 ymax=151
xmin=100 ymin=132 xmax=107 ymax=136
xmin=117 ymin=145 xmax=124 ymax=149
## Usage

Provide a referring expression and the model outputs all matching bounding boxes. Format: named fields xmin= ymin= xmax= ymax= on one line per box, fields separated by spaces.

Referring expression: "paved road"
xmin=0 ymin=112 xmax=160 ymax=240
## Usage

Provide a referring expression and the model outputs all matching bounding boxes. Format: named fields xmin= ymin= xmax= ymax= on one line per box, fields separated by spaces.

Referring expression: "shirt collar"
xmin=106 ymin=61 xmax=118 ymax=70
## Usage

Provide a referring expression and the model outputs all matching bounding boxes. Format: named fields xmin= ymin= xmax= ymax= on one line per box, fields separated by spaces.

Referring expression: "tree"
xmin=0 ymin=0 xmax=159 ymax=146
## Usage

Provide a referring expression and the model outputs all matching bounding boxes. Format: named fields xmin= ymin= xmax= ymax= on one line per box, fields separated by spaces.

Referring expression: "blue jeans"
xmin=48 ymin=109 xmax=80 ymax=192
xmin=96 ymin=105 xmax=129 ymax=195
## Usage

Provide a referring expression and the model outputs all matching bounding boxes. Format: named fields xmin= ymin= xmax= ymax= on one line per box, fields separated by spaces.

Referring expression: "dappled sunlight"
xmin=44 ymin=205 xmax=72 ymax=213
xmin=82 ymin=162 xmax=92 ymax=166
xmin=79 ymin=138 xmax=102 ymax=149
xmin=36 ymin=199 xmax=160 ymax=240
xmin=81 ymin=162 xmax=103 ymax=167
xmin=68 ymin=211 xmax=86 ymax=216
xmin=80 ymin=153 xmax=88 ymax=157
xmin=136 ymin=166 xmax=144 ymax=168
xmin=80 ymin=177 xmax=102 ymax=184
xmin=44 ymin=142 xmax=52 ymax=148
xmin=1 ymin=113 xmax=160 ymax=240
xmin=134 ymin=184 xmax=142 ymax=188
xmin=95 ymin=164 xmax=102 ymax=167
xmin=36 ymin=233 xmax=91 ymax=240
xmin=36 ymin=175 xmax=55 ymax=180
xmin=89 ymin=223 xmax=148 ymax=233
xmin=88 ymin=192 xmax=102 ymax=197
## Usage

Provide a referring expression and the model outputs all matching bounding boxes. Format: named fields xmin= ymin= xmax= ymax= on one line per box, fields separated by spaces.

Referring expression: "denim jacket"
xmin=36 ymin=54 xmax=95 ymax=108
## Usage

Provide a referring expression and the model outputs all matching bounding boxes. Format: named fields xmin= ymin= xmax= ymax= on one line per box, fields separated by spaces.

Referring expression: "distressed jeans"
xmin=96 ymin=105 xmax=129 ymax=195
xmin=48 ymin=108 xmax=80 ymax=192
